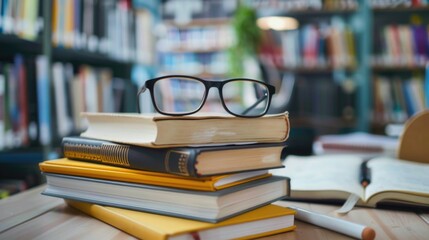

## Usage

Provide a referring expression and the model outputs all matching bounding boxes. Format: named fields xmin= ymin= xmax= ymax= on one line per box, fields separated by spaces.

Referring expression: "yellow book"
xmin=67 ymin=200 xmax=296 ymax=240
xmin=63 ymin=0 xmax=74 ymax=47
xmin=21 ymin=0 xmax=39 ymax=40
xmin=39 ymin=158 xmax=271 ymax=191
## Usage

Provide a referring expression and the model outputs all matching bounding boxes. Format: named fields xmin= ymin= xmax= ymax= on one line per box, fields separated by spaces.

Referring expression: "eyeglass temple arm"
xmin=240 ymin=95 xmax=268 ymax=115
xmin=136 ymin=86 xmax=147 ymax=114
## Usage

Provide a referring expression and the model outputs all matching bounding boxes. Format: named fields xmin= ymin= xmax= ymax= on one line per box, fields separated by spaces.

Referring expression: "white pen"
xmin=289 ymin=206 xmax=376 ymax=240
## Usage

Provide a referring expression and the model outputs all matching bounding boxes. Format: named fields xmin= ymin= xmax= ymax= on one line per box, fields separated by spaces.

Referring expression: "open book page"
xmin=270 ymin=155 xmax=365 ymax=200
xmin=365 ymin=157 xmax=429 ymax=204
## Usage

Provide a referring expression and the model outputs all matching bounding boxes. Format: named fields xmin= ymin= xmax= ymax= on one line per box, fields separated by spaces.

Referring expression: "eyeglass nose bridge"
xmin=203 ymin=80 xmax=223 ymax=89
xmin=201 ymin=80 xmax=228 ymax=106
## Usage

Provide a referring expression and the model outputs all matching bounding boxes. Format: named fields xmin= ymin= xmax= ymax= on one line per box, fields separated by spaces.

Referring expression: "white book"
xmin=83 ymin=66 xmax=98 ymax=112
xmin=0 ymin=75 xmax=5 ymax=150
xmin=52 ymin=63 xmax=73 ymax=137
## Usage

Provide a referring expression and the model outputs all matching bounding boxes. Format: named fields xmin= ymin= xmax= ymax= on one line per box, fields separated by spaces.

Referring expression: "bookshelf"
xmin=155 ymin=0 xmax=237 ymax=113
xmin=244 ymin=0 xmax=428 ymax=153
xmin=245 ymin=0 xmax=369 ymax=154
xmin=157 ymin=18 xmax=233 ymax=78
xmin=0 ymin=0 xmax=48 ymax=197
xmin=369 ymin=1 xmax=429 ymax=133
xmin=0 ymin=0 xmax=157 ymax=197
xmin=2 ymin=0 xmax=428 ymax=193
xmin=157 ymin=0 xmax=237 ymax=79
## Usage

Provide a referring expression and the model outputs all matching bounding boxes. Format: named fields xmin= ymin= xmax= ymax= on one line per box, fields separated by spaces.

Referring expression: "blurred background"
xmin=0 ymin=0 xmax=428 ymax=197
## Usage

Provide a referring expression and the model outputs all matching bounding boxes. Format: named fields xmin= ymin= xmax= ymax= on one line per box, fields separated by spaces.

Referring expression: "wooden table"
xmin=1 ymin=185 xmax=428 ymax=239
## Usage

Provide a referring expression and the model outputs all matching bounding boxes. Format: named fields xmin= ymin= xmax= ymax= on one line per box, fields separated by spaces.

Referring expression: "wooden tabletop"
xmin=0 ymin=185 xmax=428 ymax=240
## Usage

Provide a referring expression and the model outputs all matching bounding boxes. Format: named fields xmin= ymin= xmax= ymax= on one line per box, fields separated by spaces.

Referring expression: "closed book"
xmin=42 ymin=174 xmax=290 ymax=222
xmin=24 ymin=57 xmax=40 ymax=147
xmin=426 ymin=63 xmax=429 ymax=108
xmin=80 ymin=112 xmax=290 ymax=148
xmin=35 ymin=56 xmax=51 ymax=145
xmin=62 ymin=136 xmax=285 ymax=177
xmin=67 ymin=200 xmax=296 ymax=240
xmin=39 ymin=158 xmax=271 ymax=191
xmin=312 ymin=132 xmax=398 ymax=158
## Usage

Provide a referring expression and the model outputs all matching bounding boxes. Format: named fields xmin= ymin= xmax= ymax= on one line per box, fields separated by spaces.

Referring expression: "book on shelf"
xmin=67 ymin=200 xmax=296 ymax=240
xmin=50 ymin=0 xmax=154 ymax=63
xmin=80 ymin=112 xmax=290 ymax=148
xmin=52 ymin=62 xmax=74 ymax=138
xmin=313 ymin=132 xmax=398 ymax=157
xmin=373 ymin=74 xmax=426 ymax=122
xmin=0 ymin=0 xmax=42 ymax=40
xmin=39 ymin=158 xmax=272 ymax=191
xmin=24 ymin=56 xmax=40 ymax=147
xmin=425 ymin=62 xmax=429 ymax=108
xmin=0 ymin=68 xmax=4 ymax=149
xmin=0 ymin=55 xmax=45 ymax=150
xmin=61 ymin=136 xmax=286 ymax=177
xmin=271 ymin=155 xmax=429 ymax=209
xmin=36 ymin=56 xmax=52 ymax=145
xmin=42 ymin=174 xmax=290 ymax=222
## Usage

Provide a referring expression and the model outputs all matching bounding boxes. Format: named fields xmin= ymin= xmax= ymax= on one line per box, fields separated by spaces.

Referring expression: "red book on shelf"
xmin=313 ymin=132 xmax=399 ymax=157
xmin=15 ymin=55 xmax=29 ymax=145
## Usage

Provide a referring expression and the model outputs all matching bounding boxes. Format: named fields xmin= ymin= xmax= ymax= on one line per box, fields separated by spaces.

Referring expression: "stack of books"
xmin=39 ymin=112 xmax=296 ymax=239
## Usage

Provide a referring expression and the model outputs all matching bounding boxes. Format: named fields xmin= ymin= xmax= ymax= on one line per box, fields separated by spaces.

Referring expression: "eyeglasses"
xmin=137 ymin=75 xmax=276 ymax=118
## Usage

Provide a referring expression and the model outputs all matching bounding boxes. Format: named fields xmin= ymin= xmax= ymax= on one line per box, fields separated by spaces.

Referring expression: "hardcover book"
xmin=39 ymin=158 xmax=271 ymax=191
xmin=61 ymin=136 xmax=286 ymax=177
xmin=79 ymin=112 xmax=290 ymax=148
xmin=42 ymin=174 xmax=290 ymax=222
xmin=271 ymin=155 xmax=429 ymax=209
xmin=67 ymin=200 xmax=296 ymax=240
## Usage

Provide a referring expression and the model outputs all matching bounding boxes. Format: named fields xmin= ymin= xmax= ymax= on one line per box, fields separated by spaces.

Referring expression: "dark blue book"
xmin=62 ymin=136 xmax=286 ymax=177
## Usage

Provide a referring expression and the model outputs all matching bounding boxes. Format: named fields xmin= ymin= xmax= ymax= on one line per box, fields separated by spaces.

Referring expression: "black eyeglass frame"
xmin=137 ymin=75 xmax=276 ymax=118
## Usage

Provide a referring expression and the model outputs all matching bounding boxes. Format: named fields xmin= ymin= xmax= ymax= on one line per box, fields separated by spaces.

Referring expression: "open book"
xmin=271 ymin=155 xmax=429 ymax=209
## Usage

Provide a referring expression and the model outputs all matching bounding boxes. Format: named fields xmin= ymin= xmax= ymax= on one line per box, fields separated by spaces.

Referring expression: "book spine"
xmin=425 ymin=62 xmax=429 ymax=108
xmin=62 ymin=137 xmax=199 ymax=177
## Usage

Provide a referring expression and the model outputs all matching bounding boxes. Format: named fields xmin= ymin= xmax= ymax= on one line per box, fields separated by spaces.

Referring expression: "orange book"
xmin=51 ymin=0 xmax=59 ymax=45
xmin=39 ymin=158 xmax=271 ymax=191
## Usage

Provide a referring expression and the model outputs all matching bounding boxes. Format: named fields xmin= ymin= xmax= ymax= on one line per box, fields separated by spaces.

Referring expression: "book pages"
xmin=365 ymin=157 xmax=429 ymax=202
xmin=271 ymin=155 xmax=364 ymax=199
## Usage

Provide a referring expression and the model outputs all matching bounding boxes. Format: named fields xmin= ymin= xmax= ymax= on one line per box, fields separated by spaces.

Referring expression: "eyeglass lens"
xmin=152 ymin=76 xmax=270 ymax=117
xmin=153 ymin=76 xmax=205 ymax=114
xmin=222 ymin=80 xmax=270 ymax=117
